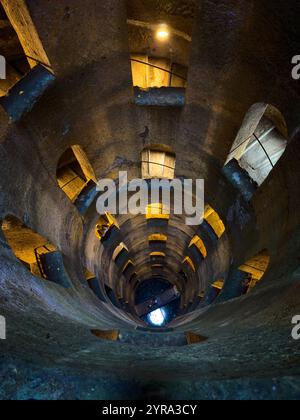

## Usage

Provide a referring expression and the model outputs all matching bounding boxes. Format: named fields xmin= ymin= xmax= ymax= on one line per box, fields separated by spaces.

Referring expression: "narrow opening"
xmin=212 ymin=279 xmax=224 ymax=291
xmin=84 ymin=268 xmax=95 ymax=281
xmin=206 ymin=279 xmax=225 ymax=303
xmin=0 ymin=4 xmax=29 ymax=95
xmin=186 ymin=332 xmax=208 ymax=345
xmin=1 ymin=215 xmax=63 ymax=283
xmin=148 ymin=234 xmax=167 ymax=243
xmin=146 ymin=203 xmax=170 ymax=220
xmin=204 ymin=205 xmax=225 ymax=239
xmin=182 ymin=256 xmax=196 ymax=273
xmin=226 ymin=104 xmax=288 ymax=186
xmin=91 ymin=330 xmax=119 ymax=341
xmin=141 ymin=145 xmax=176 ymax=179
xmin=0 ymin=1 xmax=53 ymax=96
xmin=95 ymin=213 xmax=119 ymax=241
xmin=122 ymin=260 xmax=134 ymax=274
xmin=131 ymin=54 xmax=187 ymax=89
xmin=126 ymin=1 xmax=195 ymax=90
xmin=84 ymin=268 xmax=106 ymax=302
xmin=150 ymin=252 xmax=166 ymax=258
xmin=57 ymin=145 xmax=97 ymax=204
xmin=189 ymin=235 xmax=207 ymax=258
xmin=239 ymin=250 xmax=270 ymax=292
xmin=112 ymin=242 xmax=129 ymax=262
xmin=151 ymin=252 xmax=165 ymax=268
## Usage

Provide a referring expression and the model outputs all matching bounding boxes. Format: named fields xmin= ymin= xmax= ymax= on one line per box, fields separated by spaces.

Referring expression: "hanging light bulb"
xmin=156 ymin=24 xmax=170 ymax=41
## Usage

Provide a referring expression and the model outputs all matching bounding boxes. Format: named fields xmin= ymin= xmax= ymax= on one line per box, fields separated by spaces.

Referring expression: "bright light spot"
xmin=148 ymin=308 xmax=166 ymax=326
xmin=156 ymin=25 xmax=170 ymax=41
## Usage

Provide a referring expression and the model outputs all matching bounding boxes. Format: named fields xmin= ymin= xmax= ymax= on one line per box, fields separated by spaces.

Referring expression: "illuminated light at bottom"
xmin=148 ymin=308 xmax=166 ymax=327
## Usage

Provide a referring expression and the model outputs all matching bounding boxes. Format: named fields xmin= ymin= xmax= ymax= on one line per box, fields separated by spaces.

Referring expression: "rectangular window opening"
xmin=126 ymin=1 xmax=195 ymax=105
xmin=0 ymin=1 xmax=53 ymax=97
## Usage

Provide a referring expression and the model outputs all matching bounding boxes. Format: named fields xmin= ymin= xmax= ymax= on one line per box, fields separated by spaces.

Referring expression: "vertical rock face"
xmin=0 ymin=0 xmax=300 ymax=400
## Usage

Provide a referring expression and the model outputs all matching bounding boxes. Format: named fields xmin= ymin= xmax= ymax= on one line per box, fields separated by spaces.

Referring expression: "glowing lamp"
xmin=156 ymin=25 xmax=170 ymax=41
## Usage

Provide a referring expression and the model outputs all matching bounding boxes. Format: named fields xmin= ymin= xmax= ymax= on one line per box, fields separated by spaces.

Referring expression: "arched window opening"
xmin=151 ymin=252 xmax=165 ymax=268
xmin=149 ymin=234 xmax=168 ymax=254
xmin=122 ymin=260 xmax=135 ymax=282
xmin=122 ymin=260 xmax=134 ymax=275
xmin=183 ymin=256 xmax=196 ymax=273
xmin=148 ymin=234 xmax=167 ymax=243
xmin=131 ymin=54 xmax=187 ymax=89
xmin=186 ymin=332 xmax=208 ymax=345
xmin=126 ymin=1 xmax=194 ymax=105
xmin=84 ymin=268 xmax=95 ymax=282
xmin=205 ymin=279 xmax=225 ymax=304
xmin=141 ymin=145 xmax=176 ymax=180
xmin=84 ymin=268 xmax=106 ymax=302
xmin=150 ymin=252 xmax=166 ymax=258
xmin=1 ymin=1 xmax=52 ymax=71
xmin=226 ymin=105 xmax=288 ymax=186
xmin=238 ymin=250 xmax=270 ymax=292
xmin=2 ymin=215 xmax=70 ymax=287
xmin=189 ymin=235 xmax=207 ymax=259
xmin=113 ymin=244 xmax=129 ymax=269
xmin=91 ymin=330 xmax=119 ymax=341
xmin=57 ymin=145 xmax=97 ymax=204
xmin=95 ymin=213 xmax=120 ymax=242
xmin=113 ymin=242 xmax=129 ymax=262
xmin=212 ymin=280 xmax=224 ymax=292
xmin=0 ymin=3 xmax=30 ymax=96
xmin=0 ymin=2 xmax=54 ymax=122
xmin=146 ymin=203 xmax=170 ymax=220
xmin=104 ymin=284 xmax=119 ymax=306
xmin=204 ymin=205 xmax=225 ymax=239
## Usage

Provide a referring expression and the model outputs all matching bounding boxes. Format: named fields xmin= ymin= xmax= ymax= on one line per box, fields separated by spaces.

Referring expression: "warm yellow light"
xmin=146 ymin=203 xmax=170 ymax=220
xmin=148 ymin=233 xmax=167 ymax=242
xmin=150 ymin=252 xmax=166 ymax=258
xmin=156 ymin=25 xmax=169 ymax=41
xmin=122 ymin=260 xmax=134 ymax=273
xmin=113 ymin=242 xmax=128 ymax=261
xmin=189 ymin=235 xmax=207 ymax=259
xmin=182 ymin=256 xmax=196 ymax=273
xmin=95 ymin=212 xmax=119 ymax=240
xmin=204 ymin=205 xmax=225 ymax=239
xmin=212 ymin=280 xmax=224 ymax=290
